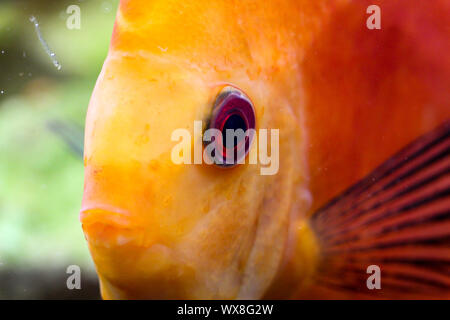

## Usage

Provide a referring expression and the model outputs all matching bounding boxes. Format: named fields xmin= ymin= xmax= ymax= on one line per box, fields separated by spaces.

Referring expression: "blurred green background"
xmin=0 ymin=0 xmax=119 ymax=299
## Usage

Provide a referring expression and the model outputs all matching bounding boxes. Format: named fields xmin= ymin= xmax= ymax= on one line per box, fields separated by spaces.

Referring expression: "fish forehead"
xmin=84 ymin=54 xmax=209 ymax=165
xmin=112 ymin=0 xmax=331 ymax=69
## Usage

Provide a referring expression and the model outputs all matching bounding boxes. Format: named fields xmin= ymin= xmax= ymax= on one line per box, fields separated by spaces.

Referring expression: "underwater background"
xmin=0 ymin=0 xmax=119 ymax=299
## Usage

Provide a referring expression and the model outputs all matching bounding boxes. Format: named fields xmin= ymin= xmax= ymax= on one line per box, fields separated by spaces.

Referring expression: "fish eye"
xmin=207 ymin=86 xmax=256 ymax=167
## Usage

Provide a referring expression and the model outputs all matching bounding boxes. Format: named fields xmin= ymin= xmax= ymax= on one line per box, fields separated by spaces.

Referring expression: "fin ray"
xmin=309 ymin=120 xmax=450 ymax=298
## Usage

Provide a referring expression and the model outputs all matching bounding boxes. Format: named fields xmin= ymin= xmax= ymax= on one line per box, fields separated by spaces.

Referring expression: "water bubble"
xmin=29 ymin=15 xmax=62 ymax=71
xmin=101 ymin=1 xmax=112 ymax=13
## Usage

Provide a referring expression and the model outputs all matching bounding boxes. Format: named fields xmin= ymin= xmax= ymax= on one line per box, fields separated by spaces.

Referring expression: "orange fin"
xmin=309 ymin=120 xmax=450 ymax=299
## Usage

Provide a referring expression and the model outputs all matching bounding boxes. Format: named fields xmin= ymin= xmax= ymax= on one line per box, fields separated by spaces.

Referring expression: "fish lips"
xmin=80 ymin=205 xmax=138 ymax=247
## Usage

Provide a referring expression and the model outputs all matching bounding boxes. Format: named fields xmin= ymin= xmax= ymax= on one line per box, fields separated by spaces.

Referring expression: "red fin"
xmin=309 ymin=120 xmax=450 ymax=299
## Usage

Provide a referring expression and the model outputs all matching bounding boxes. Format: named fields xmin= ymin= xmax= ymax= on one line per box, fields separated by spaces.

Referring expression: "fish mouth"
xmin=80 ymin=205 xmax=194 ymax=299
xmin=79 ymin=204 xmax=142 ymax=247
xmin=80 ymin=204 xmax=131 ymax=227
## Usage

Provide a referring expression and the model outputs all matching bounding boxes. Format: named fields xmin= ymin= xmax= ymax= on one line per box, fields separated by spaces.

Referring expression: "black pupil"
xmin=222 ymin=114 xmax=247 ymax=148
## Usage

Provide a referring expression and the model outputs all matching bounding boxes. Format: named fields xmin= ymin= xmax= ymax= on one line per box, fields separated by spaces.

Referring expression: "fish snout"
xmin=80 ymin=206 xmax=199 ymax=299
xmin=79 ymin=205 xmax=142 ymax=248
xmin=80 ymin=205 xmax=131 ymax=228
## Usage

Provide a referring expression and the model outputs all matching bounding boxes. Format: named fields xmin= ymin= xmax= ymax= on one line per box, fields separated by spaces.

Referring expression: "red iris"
xmin=207 ymin=87 xmax=256 ymax=167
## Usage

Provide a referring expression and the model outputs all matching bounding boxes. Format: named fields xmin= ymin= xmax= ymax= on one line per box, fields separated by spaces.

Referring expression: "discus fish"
xmin=81 ymin=0 xmax=450 ymax=299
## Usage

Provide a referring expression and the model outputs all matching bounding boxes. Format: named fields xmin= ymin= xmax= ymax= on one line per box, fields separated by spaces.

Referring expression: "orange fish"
xmin=81 ymin=0 xmax=450 ymax=299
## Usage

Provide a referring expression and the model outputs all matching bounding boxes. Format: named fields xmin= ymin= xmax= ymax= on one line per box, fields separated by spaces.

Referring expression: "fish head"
xmin=81 ymin=0 xmax=310 ymax=299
